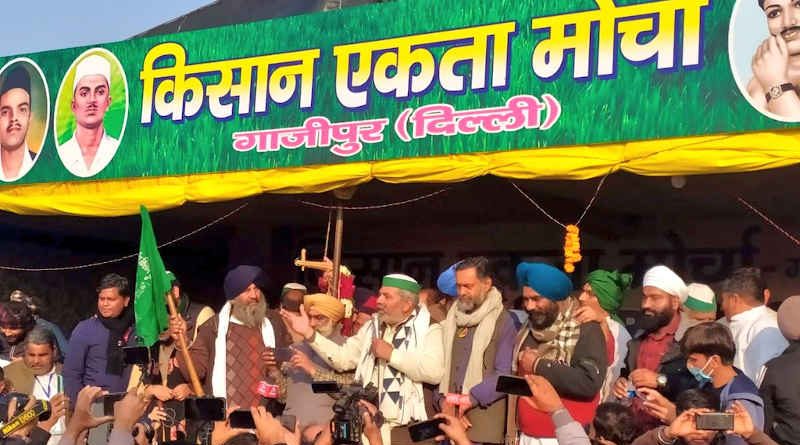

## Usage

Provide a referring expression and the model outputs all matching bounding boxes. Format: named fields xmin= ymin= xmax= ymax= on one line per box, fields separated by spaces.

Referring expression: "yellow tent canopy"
xmin=1 ymin=129 xmax=797 ymax=217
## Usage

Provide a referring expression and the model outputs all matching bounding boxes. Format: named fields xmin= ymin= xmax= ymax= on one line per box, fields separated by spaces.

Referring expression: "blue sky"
xmin=0 ymin=0 xmax=214 ymax=57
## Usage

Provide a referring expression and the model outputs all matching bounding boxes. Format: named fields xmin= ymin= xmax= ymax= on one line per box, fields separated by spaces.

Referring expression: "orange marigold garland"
xmin=563 ymin=224 xmax=582 ymax=273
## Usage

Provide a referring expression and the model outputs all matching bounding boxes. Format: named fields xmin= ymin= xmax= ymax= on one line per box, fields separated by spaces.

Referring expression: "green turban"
xmin=586 ymin=269 xmax=632 ymax=324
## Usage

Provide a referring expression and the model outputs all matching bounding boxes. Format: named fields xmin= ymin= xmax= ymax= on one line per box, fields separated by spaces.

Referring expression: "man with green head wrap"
xmin=575 ymin=269 xmax=633 ymax=402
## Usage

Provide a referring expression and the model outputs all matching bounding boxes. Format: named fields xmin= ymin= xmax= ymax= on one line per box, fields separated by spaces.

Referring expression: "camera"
xmin=324 ymin=383 xmax=380 ymax=445
xmin=0 ymin=393 xmax=51 ymax=423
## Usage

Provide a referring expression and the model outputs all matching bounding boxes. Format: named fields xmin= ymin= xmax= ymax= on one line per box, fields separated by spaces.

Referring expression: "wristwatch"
xmin=765 ymin=83 xmax=795 ymax=102
xmin=656 ymin=374 xmax=668 ymax=388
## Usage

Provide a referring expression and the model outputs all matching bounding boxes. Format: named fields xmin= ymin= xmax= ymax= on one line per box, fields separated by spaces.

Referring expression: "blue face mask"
xmin=688 ymin=357 xmax=714 ymax=385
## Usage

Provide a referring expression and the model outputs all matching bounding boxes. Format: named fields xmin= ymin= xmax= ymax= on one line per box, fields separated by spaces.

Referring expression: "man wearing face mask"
xmin=680 ymin=322 xmax=764 ymax=445
xmin=613 ymin=265 xmax=695 ymax=429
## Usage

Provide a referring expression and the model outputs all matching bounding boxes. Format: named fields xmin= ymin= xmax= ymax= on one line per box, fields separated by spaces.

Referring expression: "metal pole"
xmin=331 ymin=204 xmax=344 ymax=298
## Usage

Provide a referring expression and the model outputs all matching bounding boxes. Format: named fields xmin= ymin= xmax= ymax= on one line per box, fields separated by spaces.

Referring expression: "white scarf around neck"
xmin=440 ymin=287 xmax=504 ymax=394
xmin=212 ymin=301 xmax=276 ymax=398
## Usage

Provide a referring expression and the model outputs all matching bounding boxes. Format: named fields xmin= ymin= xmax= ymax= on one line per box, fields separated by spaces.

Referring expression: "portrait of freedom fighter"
xmin=58 ymin=54 xmax=120 ymax=177
xmin=748 ymin=0 xmax=800 ymax=121
xmin=0 ymin=66 xmax=37 ymax=182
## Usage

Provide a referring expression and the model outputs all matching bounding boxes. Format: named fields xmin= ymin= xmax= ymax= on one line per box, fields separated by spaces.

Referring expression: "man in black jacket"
xmin=507 ymin=262 xmax=608 ymax=443
xmin=760 ymin=295 xmax=800 ymax=445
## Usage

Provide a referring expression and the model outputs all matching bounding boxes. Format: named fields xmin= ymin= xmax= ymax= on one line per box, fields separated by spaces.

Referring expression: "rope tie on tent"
xmin=0 ymin=203 xmax=249 ymax=272
xmin=736 ymin=196 xmax=800 ymax=246
xmin=511 ymin=172 xmax=610 ymax=273
xmin=298 ymin=187 xmax=451 ymax=210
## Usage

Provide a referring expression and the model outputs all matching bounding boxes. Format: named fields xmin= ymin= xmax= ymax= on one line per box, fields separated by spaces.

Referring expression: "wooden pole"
xmin=331 ymin=205 xmax=344 ymax=299
xmin=166 ymin=292 xmax=205 ymax=396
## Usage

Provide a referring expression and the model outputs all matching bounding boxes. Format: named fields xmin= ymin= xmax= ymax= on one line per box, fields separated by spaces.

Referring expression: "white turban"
xmin=643 ymin=265 xmax=688 ymax=302
xmin=73 ymin=54 xmax=111 ymax=92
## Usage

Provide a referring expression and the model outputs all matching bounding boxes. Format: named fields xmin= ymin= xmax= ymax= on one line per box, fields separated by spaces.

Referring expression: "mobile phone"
xmin=275 ymin=347 xmax=293 ymax=363
xmin=695 ymin=412 xmax=734 ymax=431
xmin=185 ymin=397 xmax=226 ymax=421
xmin=228 ymin=410 xmax=256 ymax=429
xmin=311 ymin=381 xmax=341 ymax=394
xmin=228 ymin=410 xmax=295 ymax=431
xmin=102 ymin=392 xmax=126 ymax=416
xmin=495 ymin=375 xmax=533 ymax=396
xmin=123 ymin=346 xmax=150 ymax=366
xmin=408 ymin=418 xmax=445 ymax=442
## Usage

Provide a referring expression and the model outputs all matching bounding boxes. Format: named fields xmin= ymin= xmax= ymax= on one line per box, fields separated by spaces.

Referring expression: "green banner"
xmin=0 ymin=0 xmax=795 ymax=186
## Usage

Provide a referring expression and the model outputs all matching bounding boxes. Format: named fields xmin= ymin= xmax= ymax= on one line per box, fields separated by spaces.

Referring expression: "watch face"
xmin=770 ymin=86 xmax=783 ymax=99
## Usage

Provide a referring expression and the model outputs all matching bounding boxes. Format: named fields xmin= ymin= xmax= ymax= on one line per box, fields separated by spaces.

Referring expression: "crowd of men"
xmin=0 ymin=257 xmax=798 ymax=445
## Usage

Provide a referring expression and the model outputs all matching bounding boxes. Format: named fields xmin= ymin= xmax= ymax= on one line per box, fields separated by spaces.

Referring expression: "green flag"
xmin=134 ymin=205 xmax=171 ymax=347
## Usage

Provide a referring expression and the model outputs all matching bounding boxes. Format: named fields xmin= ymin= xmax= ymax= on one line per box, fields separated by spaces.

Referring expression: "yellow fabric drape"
xmin=1 ymin=130 xmax=799 ymax=216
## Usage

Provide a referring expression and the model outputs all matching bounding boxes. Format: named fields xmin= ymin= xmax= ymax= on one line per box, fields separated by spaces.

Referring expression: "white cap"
xmin=73 ymin=54 xmax=111 ymax=93
xmin=282 ymin=282 xmax=307 ymax=293
xmin=684 ymin=283 xmax=717 ymax=313
xmin=642 ymin=265 xmax=689 ymax=303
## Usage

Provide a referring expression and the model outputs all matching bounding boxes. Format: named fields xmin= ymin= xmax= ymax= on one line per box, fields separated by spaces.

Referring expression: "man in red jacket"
xmin=507 ymin=262 xmax=607 ymax=445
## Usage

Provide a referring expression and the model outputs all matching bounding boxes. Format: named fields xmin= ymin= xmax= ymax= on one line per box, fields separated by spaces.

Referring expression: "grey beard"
xmin=231 ymin=298 xmax=267 ymax=329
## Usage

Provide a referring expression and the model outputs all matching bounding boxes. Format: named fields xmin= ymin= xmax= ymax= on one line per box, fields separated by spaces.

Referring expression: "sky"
xmin=731 ymin=0 xmax=769 ymax=87
xmin=0 ymin=0 xmax=215 ymax=57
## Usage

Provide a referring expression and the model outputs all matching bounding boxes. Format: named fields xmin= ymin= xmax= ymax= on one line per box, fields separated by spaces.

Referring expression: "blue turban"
xmin=436 ymin=261 xmax=461 ymax=297
xmin=516 ymin=262 xmax=573 ymax=302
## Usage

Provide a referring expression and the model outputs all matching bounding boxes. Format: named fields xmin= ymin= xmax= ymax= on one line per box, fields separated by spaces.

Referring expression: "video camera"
xmin=0 ymin=399 xmax=50 ymax=438
xmin=0 ymin=393 xmax=52 ymax=423
xmin=313 ymin=381 xmax=381 ymax=445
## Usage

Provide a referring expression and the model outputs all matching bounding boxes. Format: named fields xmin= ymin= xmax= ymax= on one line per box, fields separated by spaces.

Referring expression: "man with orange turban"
xmin=282 ymin=293 xmax=350 ymax=428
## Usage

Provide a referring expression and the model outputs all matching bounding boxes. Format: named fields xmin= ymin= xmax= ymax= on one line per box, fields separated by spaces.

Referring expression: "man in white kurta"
xmin=282 ymin=273 xmax=443 ymax=444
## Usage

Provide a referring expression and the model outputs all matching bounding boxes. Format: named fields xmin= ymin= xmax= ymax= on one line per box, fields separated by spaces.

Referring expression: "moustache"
xmin=782 ymin=26 xmax=800 ymax=38
xmin=5 ymin=124 xmax=20 ymax=132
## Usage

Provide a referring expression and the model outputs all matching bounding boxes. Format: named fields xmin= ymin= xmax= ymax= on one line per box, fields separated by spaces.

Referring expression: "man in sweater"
xmin=436 ymin=257 xmax=516 ymax=445
xmin=508 ymin=262 xmax=608 ymax=445
xmin=174 ymin=265 xmax=276 ymax=408
xmin=282 ymin=273 xmax=444 ymax=444
xmin=63 ymin=273 xmax=137 ymax=402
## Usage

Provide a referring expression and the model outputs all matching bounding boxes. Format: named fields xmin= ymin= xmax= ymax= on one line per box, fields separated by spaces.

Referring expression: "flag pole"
xmin=166 ymin=292 xmax=205 ymax=396
xmin=330 ymin=187 xmax=356 ymax=299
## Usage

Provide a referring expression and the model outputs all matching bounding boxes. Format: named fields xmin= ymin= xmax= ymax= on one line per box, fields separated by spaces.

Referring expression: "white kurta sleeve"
xmin=387 ymin=322 xmax=444 ymax=385
xmin=308 ymin=326 xmax=368 ymax=372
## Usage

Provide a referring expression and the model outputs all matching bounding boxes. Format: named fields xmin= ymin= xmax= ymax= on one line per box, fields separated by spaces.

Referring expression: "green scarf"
xmin=586 ymin=269 xmax=632 ymax=324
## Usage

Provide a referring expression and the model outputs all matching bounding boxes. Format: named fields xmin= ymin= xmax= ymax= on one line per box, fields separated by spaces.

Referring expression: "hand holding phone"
xmin=495 ymin=375 xmax=533 ymax=396
xmin=408 ymin=418 xmax=446 ymax=442
xmin=695 ymin=412 xmax=734 ymax=431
